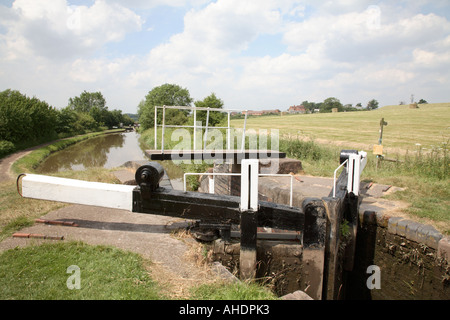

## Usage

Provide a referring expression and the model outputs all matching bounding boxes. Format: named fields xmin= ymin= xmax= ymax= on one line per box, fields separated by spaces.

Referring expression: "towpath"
xmin=0 ymin=142 xmax=54 ymax=183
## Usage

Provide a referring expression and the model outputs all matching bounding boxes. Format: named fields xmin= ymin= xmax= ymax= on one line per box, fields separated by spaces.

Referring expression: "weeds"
xmin=190 ymin=281 xmax=278 ymax=300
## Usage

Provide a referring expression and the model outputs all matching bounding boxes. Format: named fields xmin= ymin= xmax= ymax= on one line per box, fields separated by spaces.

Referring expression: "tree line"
xmin=301 ymin=97 xmax=379 ymax=113
xmin=0 ymin=89 xmax=134 ymax=158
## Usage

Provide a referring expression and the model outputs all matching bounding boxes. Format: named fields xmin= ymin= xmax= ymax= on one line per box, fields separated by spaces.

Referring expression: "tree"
xmin=366 ymin=99 xmax=379 ymax=110
xmin=301 ymin=100 xmax=318 ymax=113
xmin=320 ymin=97 xmax=343 ymax=113
xmin=138 ymin=83 xmax=193 ymax=130
xmin=192 ymin=93 xmax=226 ymax=127
xmin=68 ymin=91 xmax=107 ymax=114
xmin=67 ymin=91 xmax=109 ymax=127
xmin=418 ymin=99 xmax=428 ymax=104
xmin=122 ymin=114 xmax=135 ymax=126
xmin=0 ymin=89 xmax=58 ymax=144
xmin=55 ymin=107 xmax=78 ymax=135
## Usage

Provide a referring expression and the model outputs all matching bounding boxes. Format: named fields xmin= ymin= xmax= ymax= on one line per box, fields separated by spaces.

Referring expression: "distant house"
xmin=262 ymin=109 xmax=281 ymax=115
xmin=241 ymin=109 xmax=281 ymax=116
xmin=288 ymin=105 xmax=306 ymax=114
xmin=242 ymin=110 xmax=263 ymax=116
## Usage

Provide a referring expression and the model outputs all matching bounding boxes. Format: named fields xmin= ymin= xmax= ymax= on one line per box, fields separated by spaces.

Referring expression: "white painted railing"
xmin=183 ymin=170 xmax=295 ymax=207
xmin=154 ymin=105 xmax=248 ymax=153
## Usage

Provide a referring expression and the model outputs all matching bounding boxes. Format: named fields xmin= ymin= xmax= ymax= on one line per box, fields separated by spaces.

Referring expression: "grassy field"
xmin=231 ymin=103 xmax=450 ymax=153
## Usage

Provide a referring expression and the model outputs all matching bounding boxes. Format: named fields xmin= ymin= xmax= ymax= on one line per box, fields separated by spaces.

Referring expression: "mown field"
xmin=231 ymin=103 xmax=450 ymax=153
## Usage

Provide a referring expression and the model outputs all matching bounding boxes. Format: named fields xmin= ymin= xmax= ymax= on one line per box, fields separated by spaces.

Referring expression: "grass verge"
xmin=0 ymin=241 xmax=162 ymax=300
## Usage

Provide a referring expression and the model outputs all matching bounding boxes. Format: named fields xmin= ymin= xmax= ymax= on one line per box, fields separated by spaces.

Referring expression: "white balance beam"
xmin=21 ymin=174 xmax=136 ymax=211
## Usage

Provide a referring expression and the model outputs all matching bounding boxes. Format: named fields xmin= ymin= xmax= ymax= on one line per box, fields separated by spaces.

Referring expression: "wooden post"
xmin=239 ymin=159 xmax=259 ymax=280
xmin=230 ymin=163 xmax=241 ymax=196
xmin=240 ymin=210 xmax=257 ymax=280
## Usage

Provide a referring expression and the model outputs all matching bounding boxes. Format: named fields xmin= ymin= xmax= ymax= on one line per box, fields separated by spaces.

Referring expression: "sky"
xmin=0 ymin=0 xmax=449 ymax=114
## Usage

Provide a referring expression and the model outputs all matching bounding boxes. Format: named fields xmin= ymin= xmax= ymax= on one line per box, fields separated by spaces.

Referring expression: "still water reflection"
xmin=37 ymin=132 xmax=147 ymax=173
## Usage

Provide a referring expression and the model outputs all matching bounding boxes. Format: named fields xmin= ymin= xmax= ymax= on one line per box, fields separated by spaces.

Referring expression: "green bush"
xmin=0 ymin=140 xmax=15 ymax=158
xmin=279 ymin=138 xmax=336 ymax=161
xmin=0 ymin=89 xmax=58 ymax=145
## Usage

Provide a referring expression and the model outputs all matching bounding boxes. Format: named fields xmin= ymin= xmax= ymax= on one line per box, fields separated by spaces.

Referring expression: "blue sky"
xmin=1 ymin=0 xmax=449 ymax=113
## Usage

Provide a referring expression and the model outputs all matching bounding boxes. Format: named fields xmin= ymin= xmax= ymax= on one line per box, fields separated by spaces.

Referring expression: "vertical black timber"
xmin=343 ymin=193 xmax=360 ymax=272
xmin=302 ymin=198 xmax=327 ymax=300
xmin=230 ymin=163 xmax=241 ymax=196
xmin=303 ymin=198 xmax=327 ymax=247
xmin=239 ymin=210 xmax=257 ymax=280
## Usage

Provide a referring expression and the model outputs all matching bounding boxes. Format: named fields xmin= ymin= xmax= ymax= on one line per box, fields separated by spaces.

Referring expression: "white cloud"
xmin=153 ymin=0 xmax=284 ymax=59
xmin=69 ymin=57 xmax=132 ymax=83
xmin=283 ymin=9 xmax=450 ymax=62
xmin=105 ymin=0 xmax=210 ymax=10
xmin=1 ymin=0 xmax=143 ymax=60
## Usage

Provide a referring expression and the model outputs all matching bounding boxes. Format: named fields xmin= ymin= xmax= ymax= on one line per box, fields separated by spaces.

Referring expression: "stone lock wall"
xmin=346 ymin=210 xmax=450 ymax=300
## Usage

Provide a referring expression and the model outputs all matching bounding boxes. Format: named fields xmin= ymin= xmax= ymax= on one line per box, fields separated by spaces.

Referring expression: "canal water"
xmin=36 ymin=131 xmax=185 ymax=184
xmin=37 ymin=131 xmax=148 ymax=173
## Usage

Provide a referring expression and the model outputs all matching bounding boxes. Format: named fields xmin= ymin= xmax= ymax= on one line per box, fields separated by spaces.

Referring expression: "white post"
xmin=241 ymin=111 xmax=248 ymax=152
xmin=154 ymin=107 xmax=158 ymax=150
xmin=208 ymin=176 xmax=215 ymax=194
xmin=240 ymin=159 xmax=259 ymax=212
xmin=193 ymin=108 xmax=197 ymax=150
xmin=346 ymin=151 xmax=367 ymax=196
xmin=227 ymin=111 xmax=231 ymax=150
xmin=204 ymin=108 xmax=210 ymax=150
xmin=161 ymin=106 xmax=166 ymax=154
